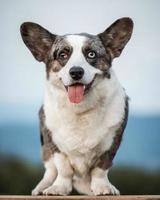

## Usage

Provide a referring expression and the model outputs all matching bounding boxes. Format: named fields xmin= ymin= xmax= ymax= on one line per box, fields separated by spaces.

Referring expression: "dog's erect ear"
xmin=98 ymin=17 xmax=133 ymax=58
xmin=20 ymin=22 xmax=56 ymax=62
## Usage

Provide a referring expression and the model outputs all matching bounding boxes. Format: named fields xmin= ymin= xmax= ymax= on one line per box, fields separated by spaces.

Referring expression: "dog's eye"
xmin=87 ymin=51 xmax=96 ymax=59
xmin=59 ymin=51 xmax=69 ymax=60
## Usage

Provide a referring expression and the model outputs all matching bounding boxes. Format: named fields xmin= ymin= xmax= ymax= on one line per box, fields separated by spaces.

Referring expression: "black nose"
xmin=69 ymin=67 xmax=84 ymax=80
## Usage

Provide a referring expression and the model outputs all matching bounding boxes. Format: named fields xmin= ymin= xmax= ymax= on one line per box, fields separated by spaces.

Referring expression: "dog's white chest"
xmin=44 ymin=73 xmax=126 ymax=175
xmin=49 ymin=104 xmax=108 ymax=154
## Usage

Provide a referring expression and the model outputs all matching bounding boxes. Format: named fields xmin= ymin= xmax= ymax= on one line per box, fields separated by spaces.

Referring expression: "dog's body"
xmin=20 ymin=18 xmax=133 ymax=195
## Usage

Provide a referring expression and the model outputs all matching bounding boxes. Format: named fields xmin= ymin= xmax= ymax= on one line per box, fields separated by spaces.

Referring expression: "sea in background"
xmin=0 ymin=113 xmax=160 ymax=170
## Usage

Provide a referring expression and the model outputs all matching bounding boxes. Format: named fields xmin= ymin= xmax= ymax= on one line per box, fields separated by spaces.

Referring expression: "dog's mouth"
xmin=65 ymin=79 xmax=95 ymax=104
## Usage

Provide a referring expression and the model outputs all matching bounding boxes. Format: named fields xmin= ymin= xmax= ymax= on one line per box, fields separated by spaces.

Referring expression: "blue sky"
xmin=0 ymin=0 xmax=160 ymax=117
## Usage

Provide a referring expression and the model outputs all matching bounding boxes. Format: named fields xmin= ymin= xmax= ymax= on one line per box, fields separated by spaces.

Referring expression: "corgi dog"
xmin=20 ymin=17 xmax=133 ymax=196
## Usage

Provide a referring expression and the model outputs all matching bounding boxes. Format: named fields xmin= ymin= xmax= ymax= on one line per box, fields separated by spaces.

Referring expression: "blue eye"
xmin=87 ymin=51 xmax=96 ymax=59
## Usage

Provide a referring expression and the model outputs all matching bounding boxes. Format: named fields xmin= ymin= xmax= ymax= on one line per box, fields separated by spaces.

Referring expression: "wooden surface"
xmin=0 ymin=196 xmax=160 ymax=200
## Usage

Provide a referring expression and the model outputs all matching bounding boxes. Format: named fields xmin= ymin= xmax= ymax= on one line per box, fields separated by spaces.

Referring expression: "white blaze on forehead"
xmin=65 ymin=34 xmax=87 ymax=65
xmin=66 ymin=34 xmax=86 ymax=52
xmin=58 ymin=34 xmax=102 ymax=86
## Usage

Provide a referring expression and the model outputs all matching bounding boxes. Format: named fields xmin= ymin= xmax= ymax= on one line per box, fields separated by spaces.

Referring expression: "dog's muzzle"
xmin=61 ymin=66 xmax=97 ymax=104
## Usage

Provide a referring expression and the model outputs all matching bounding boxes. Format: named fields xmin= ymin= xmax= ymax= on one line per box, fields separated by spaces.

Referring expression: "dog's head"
xmin=20 ymin=18 xmax=133 ymax=104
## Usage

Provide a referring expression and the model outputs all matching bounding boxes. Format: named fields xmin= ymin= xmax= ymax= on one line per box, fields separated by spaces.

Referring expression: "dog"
xmin=20 ymin=17 xmax=133 ymax=196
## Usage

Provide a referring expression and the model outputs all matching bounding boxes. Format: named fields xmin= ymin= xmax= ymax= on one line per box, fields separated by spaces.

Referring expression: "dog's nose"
xmin=69 ymin=67 xmax=84 ymax=80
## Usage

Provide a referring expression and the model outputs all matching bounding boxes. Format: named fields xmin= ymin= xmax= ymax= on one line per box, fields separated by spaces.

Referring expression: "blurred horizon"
xmin=0 ymin=113 xmax=160 ymax=170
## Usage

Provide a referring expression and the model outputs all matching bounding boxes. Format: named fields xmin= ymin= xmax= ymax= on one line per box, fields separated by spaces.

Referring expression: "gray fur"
xmin=46 ymin=36 xmax=72 ymax=77
xmin=98 ymin=17 xmax=133 ymax=58
xmin=20 ymin=22 xmax=56 ymax=62
xmin=95 ymin=96 xmax=129 ymax=169
xmin=82 ymin=35 xmax=112 ymax=68
xmin=39 ymin=106 xmax=59 ymax=161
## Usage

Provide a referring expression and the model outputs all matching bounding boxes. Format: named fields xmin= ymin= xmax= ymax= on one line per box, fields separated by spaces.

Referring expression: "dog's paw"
xmin=43 ymin=177 xmax=72 ymax=196
xmin=32 ymin=188 xmax=43 ymax=196
xmin=91 ymin=179 xmax=120 ymax=195
xmin=43 ymin=184 xmax=72 ymax=195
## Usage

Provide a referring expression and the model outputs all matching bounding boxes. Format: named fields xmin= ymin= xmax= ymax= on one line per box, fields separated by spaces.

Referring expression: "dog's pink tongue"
xmin=68 ymin=84 xmax=84 ymax=104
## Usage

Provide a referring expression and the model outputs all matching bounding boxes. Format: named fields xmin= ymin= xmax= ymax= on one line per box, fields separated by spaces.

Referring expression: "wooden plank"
xmin=0 ymin=196 xmax=160 ymax=200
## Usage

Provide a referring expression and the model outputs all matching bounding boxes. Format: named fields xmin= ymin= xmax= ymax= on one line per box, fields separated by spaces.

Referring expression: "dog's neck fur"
xmin=44 ymin=68 xmax=126 ymax=129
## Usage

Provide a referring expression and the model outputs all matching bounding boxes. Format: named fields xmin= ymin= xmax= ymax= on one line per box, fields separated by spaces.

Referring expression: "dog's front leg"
xmin=91 ymin=167 xmax=120 ymax=195
xmin=43 ymin=153 xmax=73 ymax=195
xmin=32 ymin=157 xmax=57 ymax=195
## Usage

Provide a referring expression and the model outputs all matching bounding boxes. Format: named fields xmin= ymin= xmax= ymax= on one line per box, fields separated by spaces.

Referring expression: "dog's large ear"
xmin=20 ymin=22 xmax=56 ymax=62
xmin=98 ymin=17 xmax=133 ymax=58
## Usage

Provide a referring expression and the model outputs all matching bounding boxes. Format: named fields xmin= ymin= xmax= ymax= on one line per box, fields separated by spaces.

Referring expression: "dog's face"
xmin=20 ymin=18 xmax=133 ymax=103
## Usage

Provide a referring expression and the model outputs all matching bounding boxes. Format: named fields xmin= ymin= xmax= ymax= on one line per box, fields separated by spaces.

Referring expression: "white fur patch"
xmin=44 ymin=69 xmax=125 ymax=175
xmin=43 ymin=153 xmax=73 ymax=195
xmin=43 ymin=176 xmax=72 ymax=195
xmin=73 ymin=175 xmax=92 ymax=195
xmin=91 ymin=168 xmax=120 ymax=195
